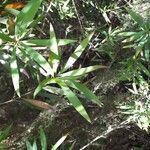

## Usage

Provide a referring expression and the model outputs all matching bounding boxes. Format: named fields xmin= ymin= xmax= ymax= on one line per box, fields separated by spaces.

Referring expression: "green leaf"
xmin=61 ymin=32 xmax=94 ymax=73
xmin=120 ymin=31 xmax=146 ymax=43
xmin=0 ymin=32 xmax=15 ymax=42
xmin=143 ymin=43 xmax=150 ymax=61
xmin=43 ymin=86 xmax=64 ymax=95
xmin=56 ymin=79 xmax=91 ymax=122
xmin=10 ymin=48 xmax=20 ymax=97
xmin=126 ymin=8 xmax=144 ymax=28
xmin=138 ymin=62 xmax=150 ymax=77
xmin=4 ymin=8 xmax=20 ymax=16
xmin=57 ymin=39 xmax=77 ymax=46
xmin=22 ymin=39 xmax=76 ymax=46
xmin=40 ymin=128 xmax=47 ymax=150
xmin=60 ymin=65 xmax=107 ymax=79
xmin=65 ymin=81 xmax=102 ymax=106
xmin=51 ymin=134 xmax=68 ymax=150
xmin=48 ymin=23 xmax=60 ymax=73
xmin=118 ymin=31 xmax=140 ymax=37
xmin=16 ymin=0 xmax=43 ymax=36
xmin=26 ymin=140 xmax=37 ymax=150
xmin=34 ymin=78 xmax=56 ymax=97
xmin=24 ymin=46 xmax=54 ymax=77
xmin=0 ymin=125 xmax=12 ymax=142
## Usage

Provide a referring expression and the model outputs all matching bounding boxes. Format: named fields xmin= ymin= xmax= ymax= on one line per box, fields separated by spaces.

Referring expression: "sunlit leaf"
xmin=16 ymin=0 xmax=43 ymax=36
xmin=60 ymin=65 xmax=107 ymax=79
xmin=65 ymin=80 xmax=102 ymax=106
xmin=49 ymin=23 xmax=60 ymax=73
xmin=51 ymin=134 xmax=68 ymax=150
xmin=10 ymin=47 xmax=20 ymax=97
xmin=126 ymin=8 xmax=145 ymax=28
xmin=56 ymin=79 xmax=91 ymax=122
xmin=43 ymin=86 xmax=64 ymax=95
xmin=22 ymin=39 xmax=76 ymax=46
xmin=34 ymin=78 xmax=56 ymax=97
xmin=40 ymin=128 xmax=47 ymax=150
xmin=24 ymin=46 xmax=54 ymax=76
xmin=0 ymin=32 xmax=15 ymax=42
xmin=121 ymin=31 xmax=146 ymax=43
xmin=26 ymin=140 xmax=37 ymax=150
xmin=4 ymin=8 xmax=20 ymax=16
xmin=61 ymin=32 xmax=94 ymax=73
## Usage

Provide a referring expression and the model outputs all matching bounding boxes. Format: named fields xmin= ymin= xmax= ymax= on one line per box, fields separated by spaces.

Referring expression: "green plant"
xmin=0 ymin=0 xmax=105 ymax=122
xmin=118 ymin=8 xmax=150 ymax=79
xmin=26 ymin=128 xmax=68 ymax=150
xmin=118 ymin=75 xmax=150 ymax=131
xmin=0 ymin=0 xmax=76 ymax=97
xmin=34 ymin=23 xmax=106 ymax=122
xmin=0 ymin=125 xmax=12 ymax=149
xmin=51 ymin=0 xmax=75 ymax=19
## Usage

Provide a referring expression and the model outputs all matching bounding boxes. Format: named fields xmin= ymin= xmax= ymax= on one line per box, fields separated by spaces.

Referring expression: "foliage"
xmin=26 ymin=128 xmax=68 ymax=150
xmin=118 ymin=8 xmax=150 ymax=80
xmin=0 ymin=125 xmax=12 ymax=149
xmin=0 ymin=0 xmax=105 ymax=122
xmin=51 ymin=0 xmax=75 ymax=19
xmin=118 ymin=74 xmax=150 ymax=131
xmin=0 ymin=0 xmax=75 ymax=97
xmin=34 ymin=23 xmax=106 ymax=122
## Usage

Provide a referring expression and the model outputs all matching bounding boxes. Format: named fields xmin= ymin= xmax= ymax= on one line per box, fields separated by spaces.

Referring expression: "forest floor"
xmin=0 ymin=0 xmax=150 ymax=150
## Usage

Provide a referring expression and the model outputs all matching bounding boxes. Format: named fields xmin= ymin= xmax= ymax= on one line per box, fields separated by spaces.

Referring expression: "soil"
xmin=0 ymin=0 xmax=150 ymax=150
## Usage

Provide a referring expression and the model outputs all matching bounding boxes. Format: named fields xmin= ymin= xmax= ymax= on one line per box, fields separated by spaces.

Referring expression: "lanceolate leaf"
xmin=26 ymin=140 xmax=37 ymax=150
xmin=40 ymin=128 xmax=47 ymax=150
xmin=60 ymin=65 xmax=107 ymax=79
xmin=16 ymin=0 xmax=43 ymax=36
xmin=34 ymin=78 xmax=56 ymax=97
xmin=49 ymin=23 xmax=60 ymax=73
xmin=56 ymin=79 xmax=91 ymax=122
xmin=10 ymin=47 xmax=20 ymax=97
xmin=51 ymin=134 xmax=68 ymax=150
xmin=0 ymin=32 xmax=15 ymax=42
xmin=126 ymin=8 xmax=145 ymax=28
xmin=22 ymin=39 xmax=76 ymax=47
xmin=65 ymin=80 xmax=102 ymax=106
xmin=24 ymin=46 xmax=54 ymax=77
xmin=138 ymin=62 xmax=150 ymax=77
xmin=61 ymin=32 xmax=94 ymax=73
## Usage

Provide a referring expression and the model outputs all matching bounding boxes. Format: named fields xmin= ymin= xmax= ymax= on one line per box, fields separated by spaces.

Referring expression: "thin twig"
xmin=72 ymin=0 xmax=84 ymax=34
xmin=79 ymin=120 xmax=129 ymax=150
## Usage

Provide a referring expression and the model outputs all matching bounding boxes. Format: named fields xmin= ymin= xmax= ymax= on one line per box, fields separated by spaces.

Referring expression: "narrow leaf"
xmin=22 ymin=39 xmax=76 ymax=47
xmin=51 ymin=134 xmax=68 ymax=150
xmin=56 ymin=79 xmax=91 ymax=122
xmin=16 ymin=0 xmax=43 ymax=36
xmin=0 ymin=32 xmax=15 ymax=42
xmin=34 ymin=78 xmax=56 ymax=97
xmin=40 ymin=128 xmax=47 ymax=150
xmin=138 ymin=62 xmax=150 ymax=77
xmin=10 ymin=48 xmax=20 ymax=97
xmin=60 ymin=65 xmax=107 ymax=79
xmin=49 ymin=23 xmax=60 ymax=73
xmin=24 ymin=46 xmax=54 ymax=76
xmin=43 ymin=86 xmax=64 ymax=95
xmin=61 ymin=32 xmax=94 ymax=73
xmin=65 ymin=81 xmax=102 ymax=106
xmin=126 ymin=8 xmax=144 ymax=28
